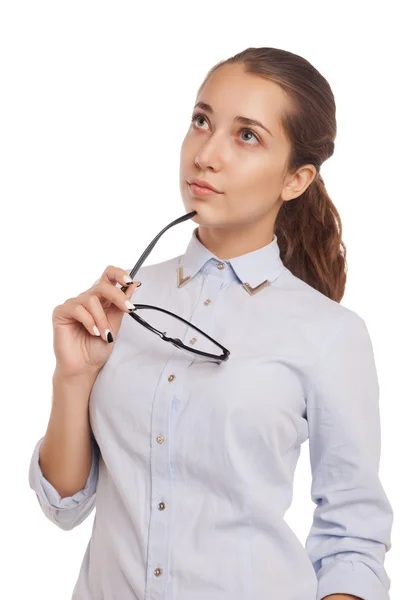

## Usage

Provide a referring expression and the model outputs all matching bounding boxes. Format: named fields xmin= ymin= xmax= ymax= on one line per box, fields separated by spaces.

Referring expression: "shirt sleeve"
xmin=304 ymin=310 xmax=394 ymax=600
xmin=28 ymin=433 xmax=99 ymax=531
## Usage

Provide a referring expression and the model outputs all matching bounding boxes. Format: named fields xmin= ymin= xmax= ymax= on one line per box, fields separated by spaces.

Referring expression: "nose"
xmin=193 ymin=133 xmax=223 ymax=171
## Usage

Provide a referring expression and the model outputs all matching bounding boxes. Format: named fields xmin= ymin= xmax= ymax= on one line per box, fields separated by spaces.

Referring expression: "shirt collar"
xmin=177 ymin=227 xmax=286 ymax=293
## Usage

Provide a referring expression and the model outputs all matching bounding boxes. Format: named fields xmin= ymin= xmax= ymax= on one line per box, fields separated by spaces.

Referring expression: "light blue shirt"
xmin=29 ymin=226 xmax=393 ymax=600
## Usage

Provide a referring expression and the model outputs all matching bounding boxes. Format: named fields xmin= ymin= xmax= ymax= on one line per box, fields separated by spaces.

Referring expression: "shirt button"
xmin=204 ymin=299 xmax=212 ymax=305
xmin=156 ymin=435 xmax=164 ymax=444
xmin=168 ymin=374 xmax=176 ymax=382
xmin=154 ymin=567 xmax=163 ymax=577
xmin=158 ymin=501 xmax=166 ymax=510
xmin=217 ymin=262 xmax=225 ymax=270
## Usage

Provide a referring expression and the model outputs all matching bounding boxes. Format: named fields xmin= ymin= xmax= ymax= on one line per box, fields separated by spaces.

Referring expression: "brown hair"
xmin=197 ymin=47 xmax=347 ymax=303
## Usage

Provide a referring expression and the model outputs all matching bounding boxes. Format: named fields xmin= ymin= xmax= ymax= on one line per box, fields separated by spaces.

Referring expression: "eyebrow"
xmin=193 ymin=101 xmax=274 ymax=138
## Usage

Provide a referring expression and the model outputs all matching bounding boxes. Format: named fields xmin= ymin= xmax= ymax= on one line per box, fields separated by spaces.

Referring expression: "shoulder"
xmin=278 ymin=268 xmax=372 ymax=386
xmin=278 ymin=266 xmax=365 ymax=330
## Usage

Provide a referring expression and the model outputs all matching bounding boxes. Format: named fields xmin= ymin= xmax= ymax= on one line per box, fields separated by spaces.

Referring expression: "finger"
xmin=72 ymin=303 xmax=105 ymax=339
xmin=81 ymin=295 xmax=116 ymax=342
xmin=91 ymin=280 xmax=138 ymax=313
xmin=99 ymin=265 xmax=138 ymax=289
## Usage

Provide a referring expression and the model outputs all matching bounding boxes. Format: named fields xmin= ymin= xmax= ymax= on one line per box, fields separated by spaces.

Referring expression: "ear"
xmin=281 ymin=164 xmax=317 ymax=202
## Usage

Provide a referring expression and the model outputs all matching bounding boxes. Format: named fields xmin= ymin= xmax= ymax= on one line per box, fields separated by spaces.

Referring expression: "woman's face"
xmin=179 ymin=63 xmax=315 ymax=238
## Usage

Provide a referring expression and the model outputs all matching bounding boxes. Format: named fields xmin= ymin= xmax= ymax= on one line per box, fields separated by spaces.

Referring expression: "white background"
xmin=1 ymin=1 xmax=398 ymax=598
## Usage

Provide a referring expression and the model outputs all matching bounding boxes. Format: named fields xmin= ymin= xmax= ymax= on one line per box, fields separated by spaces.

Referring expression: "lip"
xmin=187 ymin=178 xmax=222 ymax=193
xmin=188 ymin=183 xmax=221 ymax=198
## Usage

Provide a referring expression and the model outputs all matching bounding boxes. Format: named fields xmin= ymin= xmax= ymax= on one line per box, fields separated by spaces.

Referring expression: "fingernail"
xmin=135 ymin=281 xmax=142 ymax=288
xmin=105 ymin=329 xmax=114 ymax=343
xmin=125 ymin=299 xmax=135 ymax=311
xmin=123 ymin=275 xmax=134 ymax=285
xmin=93 ymin=325 xmax=101 ymax=336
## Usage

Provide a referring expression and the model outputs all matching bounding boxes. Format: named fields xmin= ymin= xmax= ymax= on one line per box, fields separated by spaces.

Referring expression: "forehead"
xmin=197 ymin=63 xmax=287 ymax=134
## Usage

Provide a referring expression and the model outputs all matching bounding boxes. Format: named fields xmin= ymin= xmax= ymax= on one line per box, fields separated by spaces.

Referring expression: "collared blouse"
xmin=29 ymin=227 xmax=394 ymax=600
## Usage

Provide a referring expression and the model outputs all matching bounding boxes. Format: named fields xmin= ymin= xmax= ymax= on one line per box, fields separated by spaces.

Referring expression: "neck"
xmin=196 ymin=224 xmax=275 ymax=260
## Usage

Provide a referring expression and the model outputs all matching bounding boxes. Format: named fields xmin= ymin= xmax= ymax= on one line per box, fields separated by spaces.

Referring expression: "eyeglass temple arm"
xmin=121 ymin=210 xmax=197 ymax=291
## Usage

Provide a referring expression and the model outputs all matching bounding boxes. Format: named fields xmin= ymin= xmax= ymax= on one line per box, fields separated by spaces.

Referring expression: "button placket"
xmin=179 ymin=261 xmax=228 ymax=349
xmin=145 ymin=363 xmax=181 ymax=599
xmin=181 ymin=267 xmax=224 ymax=351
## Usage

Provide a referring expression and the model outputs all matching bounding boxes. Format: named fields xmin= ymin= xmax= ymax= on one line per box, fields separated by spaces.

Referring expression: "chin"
xmin=187 ymin=210 xmax=201 ymax=224
xmin=183 ymin=198 xmax=217 ymax=223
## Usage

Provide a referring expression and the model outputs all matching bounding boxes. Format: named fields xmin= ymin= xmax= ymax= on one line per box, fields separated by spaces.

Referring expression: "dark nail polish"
xmin=106 ymin=330 xmax=114 ymax=343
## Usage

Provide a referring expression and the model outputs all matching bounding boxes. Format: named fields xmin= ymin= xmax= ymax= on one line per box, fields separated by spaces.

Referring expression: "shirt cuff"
xmin=28 ymin=436 xmax=99 ymax=510
xmin=317 ymin=558 xmax=390 ymax=600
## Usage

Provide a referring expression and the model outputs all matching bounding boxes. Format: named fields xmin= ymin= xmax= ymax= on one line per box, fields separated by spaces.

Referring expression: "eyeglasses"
xmin=120 ymin=210 xmax=230 ymax=364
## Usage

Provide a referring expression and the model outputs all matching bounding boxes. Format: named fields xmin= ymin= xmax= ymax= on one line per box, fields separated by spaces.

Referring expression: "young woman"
xmin=29 ymin=47 xmax=393 ymax=600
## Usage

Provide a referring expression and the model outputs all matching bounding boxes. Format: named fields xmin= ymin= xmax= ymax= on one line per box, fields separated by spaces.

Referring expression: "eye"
xmin=191 ymin=112 xmax=261 ymax=145
xmin=191 ymin=112 xmax=209 ymax=130
xmin=239 ymin=130 xmax=260 ymax=144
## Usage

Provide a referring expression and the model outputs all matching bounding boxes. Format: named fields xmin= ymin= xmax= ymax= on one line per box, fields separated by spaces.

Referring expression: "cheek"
xmin=231 ymin=161 xmax=280 ymax=200
xmin=179 ymin=138 xmax=188 ymax=165
xmin=234 ymin=152 xmax=276 ymax=183
xmin=179 ymin=134 xmax=190 ymax=159
xmin=180 ymin=142 xmax=199 ymax=178
xmin=180 ymin=130 xmax=198 ymax=155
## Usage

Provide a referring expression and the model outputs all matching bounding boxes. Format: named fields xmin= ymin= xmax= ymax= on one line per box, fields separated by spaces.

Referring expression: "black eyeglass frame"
xmin=120 ymin=210 xmax=230 ymax=364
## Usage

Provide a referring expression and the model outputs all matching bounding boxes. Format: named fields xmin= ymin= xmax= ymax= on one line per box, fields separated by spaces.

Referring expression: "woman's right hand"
xmin=52 ymin=266 xmax=141 ymax=378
